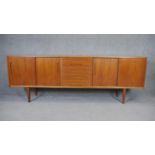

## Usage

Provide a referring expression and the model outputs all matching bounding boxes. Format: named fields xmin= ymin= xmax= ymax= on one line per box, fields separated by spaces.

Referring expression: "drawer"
xmin=60 ymin=57 xmax=93 ymax=86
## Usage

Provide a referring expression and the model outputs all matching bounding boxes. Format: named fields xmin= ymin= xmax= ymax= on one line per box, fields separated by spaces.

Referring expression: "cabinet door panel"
xmin=118 ymin=58 xmax=147 ymax=87
xmin=61 ymin=57 xmax=92 ymax=86
xmin=8 ymin=57 xmax=36 ymax=86
xmin=93 ymin=58 xmax=118 ymax=86
xmin=36 ymin=58 xmax=60 ymax=86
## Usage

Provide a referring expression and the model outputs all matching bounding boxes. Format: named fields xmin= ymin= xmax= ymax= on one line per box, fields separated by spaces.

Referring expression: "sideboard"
xmin=7 ymin=56 xmax=147 ymax=103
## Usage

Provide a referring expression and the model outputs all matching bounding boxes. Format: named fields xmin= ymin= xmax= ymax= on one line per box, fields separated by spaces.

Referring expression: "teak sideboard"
xmin=7 ymin=56 xmax=147 ymax=103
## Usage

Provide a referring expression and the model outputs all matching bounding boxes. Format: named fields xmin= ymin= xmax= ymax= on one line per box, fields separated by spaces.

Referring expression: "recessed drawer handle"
xmin=69 ymin=64 xmax=83 ymax=66
xmin=9 ymin=63 xmax=13 ymax=74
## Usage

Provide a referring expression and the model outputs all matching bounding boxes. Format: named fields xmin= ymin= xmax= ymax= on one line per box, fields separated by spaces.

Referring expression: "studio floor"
xmin=0 ymin=89 xmax=155 ymax=121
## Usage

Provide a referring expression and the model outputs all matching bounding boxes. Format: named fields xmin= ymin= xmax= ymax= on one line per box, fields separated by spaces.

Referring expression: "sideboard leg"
xmin=26 ymin=88 xmax=31 ymax=103
xmin=122 ymin=89 xmax=126 ymax=104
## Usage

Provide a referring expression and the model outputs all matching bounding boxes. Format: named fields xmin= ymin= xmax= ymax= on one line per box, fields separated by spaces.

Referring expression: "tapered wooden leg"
xmin=26 ymin=88 xmax=31 ymax=102
xmin=122 ymin=89 xmax=126 ymax=104
xmin=115 ymin=89 xmax=118 ymax=97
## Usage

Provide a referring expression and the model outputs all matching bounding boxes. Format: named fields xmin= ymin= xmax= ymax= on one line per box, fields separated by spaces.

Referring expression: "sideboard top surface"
xmin=7 ymin=55 xmax=147 ymax=59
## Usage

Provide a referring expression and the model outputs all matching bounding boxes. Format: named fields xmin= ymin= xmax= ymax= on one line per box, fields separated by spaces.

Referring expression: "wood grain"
xmin=36 ymin=58 xmax=60 ymax=86
xmin=118 ymin=58 xmax=147 ymax=87
xmin=8 ymin=56 xmax=35 ymax=86
xmin=7 ymin=56 xmax=147 ymax=89
xmin=93 ymin=58 xmax=118 ymax=86
xmin=60 ymin=57 xmax=93 ymax=86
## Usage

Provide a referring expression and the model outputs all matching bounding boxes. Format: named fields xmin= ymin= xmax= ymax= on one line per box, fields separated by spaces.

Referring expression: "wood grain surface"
xmin=93 ymin=58 xmax=118 ymax=86
xmin=8 ymin=56 xmax=35 ymax=86
xmin=118 ymin=58 xmax=147 ymax=87
xmin=60 ymin=57 xmax=93 ymax=86
xmin=36 ymin=57 xmax=60 ymax=86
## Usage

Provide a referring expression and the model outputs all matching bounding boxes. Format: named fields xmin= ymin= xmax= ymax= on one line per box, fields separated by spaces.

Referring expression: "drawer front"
xmin=36 ymin=58 xmax=60 ymax=86
xmin=61 ymin=57 xmax=93 ymax=86
xmin=118 ymin=58 xmax=147 ymax=87
xmin=93 ymin=58 xmax=118 ymax=86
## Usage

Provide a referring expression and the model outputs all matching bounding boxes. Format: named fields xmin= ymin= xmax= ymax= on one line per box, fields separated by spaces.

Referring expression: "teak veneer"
xmin=7 ymin=56 xmax=147 ymax=103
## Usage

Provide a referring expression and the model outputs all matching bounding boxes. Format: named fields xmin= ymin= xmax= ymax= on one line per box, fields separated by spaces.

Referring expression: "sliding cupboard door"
xmin=93 ymin=58 xmax=118 ymax=86
xmin=7 ymin=56 xmax=36 ymax=86
xmin=36 ymin=58 xmax=60 ymax=86
xmin=118 ymin=58 xmax=147 ymax=87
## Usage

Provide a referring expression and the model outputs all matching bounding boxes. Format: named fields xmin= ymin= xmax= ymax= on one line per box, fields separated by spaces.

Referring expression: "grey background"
xmin=0 ymin=34 xmax=155 ymax=95
xmin=0 ymin=34 xmax=155 ymax=121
